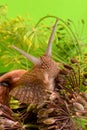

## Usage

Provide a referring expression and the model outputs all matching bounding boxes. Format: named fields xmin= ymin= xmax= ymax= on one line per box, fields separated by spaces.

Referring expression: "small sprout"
xmin=76 ymin=112 xmax=82 ymax=117
xmin=45 ymin=108 xmax=54 ymax=114
xmin=63 ymin=64 xmax=73 ymax=70
xmin=60 ymin=68 xmax=69 ymax=75
xmin=71 ymin=58 xmax=78 ymax=64
xmin=73 ymin=102 xmax=84 ymax=111
xmin=77 ymin=96 xmax=87 ymax=106
xmin=49 ymin=92 xmax=57 ymax=101
xmin=43 ymin=118 xmax=56 ymax=125
xmin=81 ymin=93 xmax=87 ymax=101
xmin=82 ymin=81 xmax=87 ymax=86
xmin=38 ymin=108 xmax=54 ymax=118
xmin=84 ymin=73 xmax=87 ymax=79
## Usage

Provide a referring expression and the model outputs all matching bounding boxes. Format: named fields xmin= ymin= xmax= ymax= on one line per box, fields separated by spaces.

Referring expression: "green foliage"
xmin=0 ymin=5 xmax=87 ymax=73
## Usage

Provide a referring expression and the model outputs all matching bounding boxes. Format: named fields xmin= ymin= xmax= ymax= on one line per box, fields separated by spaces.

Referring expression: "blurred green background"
xmin=1 ymin=0 xmax=87 ymax=22
xmin=0 ymin=0 xmax=87 ymax=72
xmin=1 ymin=0 xmax=87 ymax=38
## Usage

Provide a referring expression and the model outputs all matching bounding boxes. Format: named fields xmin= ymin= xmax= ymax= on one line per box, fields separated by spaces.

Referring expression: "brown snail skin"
xmin=9 ymin=19 xmax=59 ymax=105
xmin=0 ymin=70 xmax=26 ymax=129
xmin=0 ymin=70 xmax=27 ymax=106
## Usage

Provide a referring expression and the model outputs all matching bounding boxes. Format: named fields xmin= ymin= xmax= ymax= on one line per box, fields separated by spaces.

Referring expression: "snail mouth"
xmin=0 ymin=81 xmax=10 ymax=87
